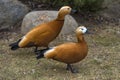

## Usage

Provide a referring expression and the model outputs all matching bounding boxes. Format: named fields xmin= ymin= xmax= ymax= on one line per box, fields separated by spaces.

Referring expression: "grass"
xmin=0 ymin=25 xmax=120 ymax=80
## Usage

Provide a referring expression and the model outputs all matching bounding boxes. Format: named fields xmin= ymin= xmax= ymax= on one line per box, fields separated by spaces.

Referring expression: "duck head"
xmin=76 ymin=26 xmax=87 ymax=42
xmin=76 ymin=26 xmax=87 ymax=35
xmin=57 ymin=6 xmax=72 ymax=20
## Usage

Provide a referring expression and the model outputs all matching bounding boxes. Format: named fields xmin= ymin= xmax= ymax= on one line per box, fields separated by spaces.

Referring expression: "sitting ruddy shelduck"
xmin=9 ymin=6 xmax=72 ymax=52
xmin=36 ymin=26 xmax=88 ymax=73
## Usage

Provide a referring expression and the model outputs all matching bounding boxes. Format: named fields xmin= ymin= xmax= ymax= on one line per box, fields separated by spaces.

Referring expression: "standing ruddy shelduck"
xmin=9 ymin=6 xmax=72 ymax=52
xmin=36 ymin=26 xmax=88 ymax=73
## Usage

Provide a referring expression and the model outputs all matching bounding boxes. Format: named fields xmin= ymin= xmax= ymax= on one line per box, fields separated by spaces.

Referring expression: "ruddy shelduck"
xmin=36 ymin=26 xmax=88 ymax=73
xmin=9 ymin=6 xmax=72 ymax=52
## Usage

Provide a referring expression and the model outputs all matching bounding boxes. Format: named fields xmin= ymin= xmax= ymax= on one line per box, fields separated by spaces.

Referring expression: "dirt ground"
xmin=0 ymin=16 xmax=120 ymax=80
xmin=0 ymin=1 xmax=120 ymax=80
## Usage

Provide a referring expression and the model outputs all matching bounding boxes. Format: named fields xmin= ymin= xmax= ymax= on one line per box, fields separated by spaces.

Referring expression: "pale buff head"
xmin=59 ymin=6 xmax=71 ymax=15
xmin=76 ymin=26 xmax=87 ymax=34
xmin=57 ymin=6 xmax=72 ymax=20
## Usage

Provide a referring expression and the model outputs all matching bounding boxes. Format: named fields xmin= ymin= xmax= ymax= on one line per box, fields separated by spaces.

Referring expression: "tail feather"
xmin=36 ymin=48 xmax=50 ymax=59
xmin=9 ymin=39 xmax=21 ymax=50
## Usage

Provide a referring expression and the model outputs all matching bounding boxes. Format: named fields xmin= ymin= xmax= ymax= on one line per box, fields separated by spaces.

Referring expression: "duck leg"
xmin=66 ymin=64 xmax=78 ymax=73
xmin=35 ymin=47 xmax=49 ymax=52
xmin=36 ymin=47 xmax=50 ymax=59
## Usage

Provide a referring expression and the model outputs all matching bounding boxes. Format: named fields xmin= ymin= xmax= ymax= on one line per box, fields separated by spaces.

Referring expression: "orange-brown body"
xmin=45 ymin=42 xmax=88 ymax=64
xmin=36 ymin=26 xmax=88 ymax=73
xmin=9 ymin=6 xmax=72 ymax=50
xmin=43 ymin=26 xmax=88 ymax=64
xmin=19 ymin=20 xmax=64 ymax=47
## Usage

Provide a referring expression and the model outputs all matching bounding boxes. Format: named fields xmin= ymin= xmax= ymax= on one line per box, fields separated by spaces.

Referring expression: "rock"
xmin=0 ymin=0 xmax=29 ymax=30
xmin=21 ymin=11 xmax=78 ymax=35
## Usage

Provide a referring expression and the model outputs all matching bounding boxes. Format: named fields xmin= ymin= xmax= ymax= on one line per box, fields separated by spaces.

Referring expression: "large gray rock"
xmin=0 ymin=0 xmax=29 ymax=30
xmin=21 ymin=11 xmax=78 ymax=35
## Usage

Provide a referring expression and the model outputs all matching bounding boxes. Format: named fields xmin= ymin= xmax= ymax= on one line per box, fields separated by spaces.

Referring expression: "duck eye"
xmin=67 ymin=8 xmax=70 ymax=10
xmin=81 ymin=28 xmax=84 ymax=30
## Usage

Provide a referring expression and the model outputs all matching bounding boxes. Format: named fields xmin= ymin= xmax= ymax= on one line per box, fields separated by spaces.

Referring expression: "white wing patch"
xmin=44 ymin=47 xmax=55 ymax=57
xmin=18 ymin=36 xmax=27 ymax=46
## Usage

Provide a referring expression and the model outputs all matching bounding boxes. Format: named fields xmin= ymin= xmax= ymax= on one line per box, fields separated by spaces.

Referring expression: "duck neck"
xmin=56 ymin=12 xmax=65 ymax=21
xmin=76 ymin=34 xmax=85 ymax=43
